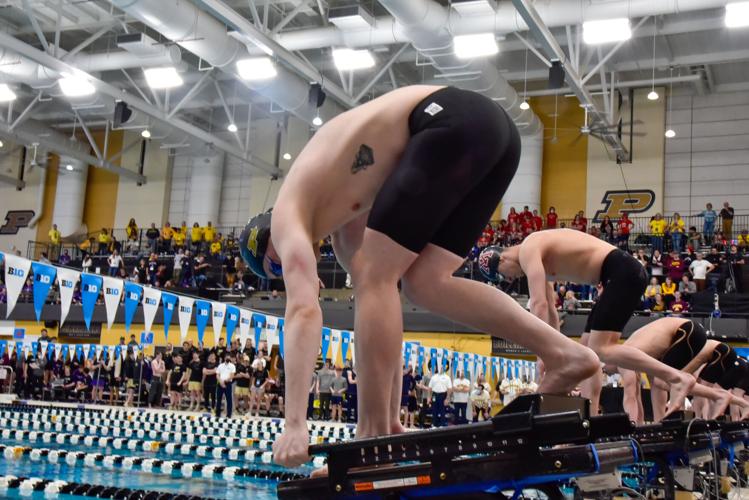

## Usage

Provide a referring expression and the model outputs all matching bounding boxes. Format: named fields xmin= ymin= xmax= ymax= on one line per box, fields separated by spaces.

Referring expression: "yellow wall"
xmin=34 ymin=154 xmax=60 ymax=243
xmin=532 ymin=95 xmax=589 ymax=219
xmin=82 ymin=130 xmax=122 ymax=233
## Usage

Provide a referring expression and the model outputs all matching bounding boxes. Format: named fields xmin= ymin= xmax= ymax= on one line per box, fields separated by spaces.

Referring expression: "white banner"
xmin=3 ymin=254 xmax=31 ymax=318
xmin=330 ymin=330 xmax=341 ymax=365
xmin=23 ymin=344 xmax=30 ymax=359
xmin=239 ymin=309 xmax=252 ymax=351
xmin=7 ymin=342 xmax=14 ymax=358
xmin=54 ymin=343 xmax=62 ymax=360
xmin=177 ymin=296 xmax=194 ymax=343
xmin=211 ymin=302 xmax=226 ymax=346
xmin=83 ymin=344 xmax=90 ymax=360
xmin=96 ymin=345 xmax=103 ymax=360
xmin=142 ymin=287 xmax=162 ymax=335
xmin=102 ymin=277 xmax=123 ymax=329
xmin=132 ymin=345 xmax=139 ymax=359
xmin=56 ymin=268 xmax=80 ymax=327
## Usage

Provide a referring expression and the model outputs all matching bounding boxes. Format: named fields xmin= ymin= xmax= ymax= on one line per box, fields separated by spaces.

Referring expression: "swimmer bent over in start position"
xmin=239 ymin=86 xmax=599 ymax=467
xmin=480 ymin=229 xmax=696 ymax=416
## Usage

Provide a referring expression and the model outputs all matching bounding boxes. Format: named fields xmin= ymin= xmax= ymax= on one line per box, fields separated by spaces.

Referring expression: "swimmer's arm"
xmin=278 ymin=235 xmax=323 ymax=429
xmin=519 ymin=247 xmax=551 ymax=325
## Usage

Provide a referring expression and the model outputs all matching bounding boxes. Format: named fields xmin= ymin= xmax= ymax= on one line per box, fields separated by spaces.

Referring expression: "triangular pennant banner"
xmin=102 ymin=277 xmax=123 ymax=329
xmin=178 ymin=296 xmax=194 ymax=343
xmin=224 ymin=306 xmax=240 ymax=346
xmin=211 ymin=302 xmax=226 ymax=346
xmin=161 ymin=293 xmax=178 ymax=342
xmin=330 ymin=330 xmax=341 ymax=365
xmin=265 ymin=316 xmax=278 ymax=353
xmin=31 ymin=262 xmax=56 ymax=321
xmin=277 ymin=318 xmax=285 ymax=359
xmin=238 ymin=309 xmax=252 ymax=351
xmin=56 ymin=268 xmax=80 ymax=327
xmin=321 ymin=328 xmax=332 ymax=361
xmin=79 ymin=274 xmax=102 ymax=330
xmin=340 ymin=331 xmax=351 ymax=362
xmin=123 ymin=282 xmax=143 ymax=333
xmin=194 ymin=300 xmax=212 ymax=345
xmin=141 ymin=287 xmax=162 ymax=335
xmin=4 ymin=254 xmax=31 ymax=318
xmin=252 ymin=312 xmax=266 ymax=350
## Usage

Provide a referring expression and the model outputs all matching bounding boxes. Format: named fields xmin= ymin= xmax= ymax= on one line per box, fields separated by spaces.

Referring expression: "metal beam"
xmin=354 ymin=44 xmax=409 ymax=102
xmin=523 ymin=74 xmax=702 ymax=97
xmin=168 ymin=68 xmax=215 ymax=119
xmin=512 ymin=33 xmax=551 ymax=68
xmin=388 ymin=67 xmax=398 ymax=90
xmin=271 ymin=0 xmax=310 ymax=34
xmin=62 ymin=23 xmax=117 ymax=60
xmin=21 ymin=0 xmax=50 ymax=52
xmin=120 ymin=69 xmax=153 ymax=106
xmin=72 ymin=110 xmax=102 ymax=160
xmin=582 ymin=16 xmax=651 ymax=85
xmin=10 ymin=93 xmax=42 ymax=131
xmin=197 ymin=0 xmax=356 ymax=109
xmin=0 ymin=31 xmax=281 ymax=177
xmin=510 ymin=0 xmax=630 ymax=162
xmin=213 ymin=80 xmax=245 ymax=150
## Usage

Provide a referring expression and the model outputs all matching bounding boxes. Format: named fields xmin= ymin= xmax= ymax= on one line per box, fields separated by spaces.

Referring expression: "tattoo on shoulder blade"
xmin=351 ymin=144 xmax=375 ymax=174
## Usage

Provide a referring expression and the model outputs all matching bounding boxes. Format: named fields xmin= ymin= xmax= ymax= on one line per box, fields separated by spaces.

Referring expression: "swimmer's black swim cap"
xmin=239 ymin=210 xmax=272 ymax=279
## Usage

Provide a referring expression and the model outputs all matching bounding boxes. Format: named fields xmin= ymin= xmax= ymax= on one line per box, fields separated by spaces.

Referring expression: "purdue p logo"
xmin=0 ymin=210 xmax=35 ymax=234
xmin=594 ymin=190 xmax=655 ymax=221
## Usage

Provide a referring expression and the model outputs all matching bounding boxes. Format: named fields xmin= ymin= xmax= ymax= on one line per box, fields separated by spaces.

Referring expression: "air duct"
xmin=110 ymin=0 xmax=344 ymax=124
xmin=52 ymin=156 xmax=89 ymax=238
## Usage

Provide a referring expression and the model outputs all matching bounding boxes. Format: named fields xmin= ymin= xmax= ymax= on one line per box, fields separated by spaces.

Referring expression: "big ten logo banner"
xmin=593 ymin=190 xmax=656 ymax=222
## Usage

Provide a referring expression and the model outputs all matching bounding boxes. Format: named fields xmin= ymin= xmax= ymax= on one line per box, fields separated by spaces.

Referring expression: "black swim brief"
xmin=718 ymin=356 xmax=749 ymax=390
xmin=661 ymin=320 xmax=708 ymax=370
xmin=367 ymin=86 xmax=521 ymax=257
xmin=585 ymin=249 xmax=648 ymax=333
xmin=699 ymin=343 xmax=737 ymax=385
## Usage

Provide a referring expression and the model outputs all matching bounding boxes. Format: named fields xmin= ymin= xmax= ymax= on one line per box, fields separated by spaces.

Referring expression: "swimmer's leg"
xmin=579 ymin=333 xmax=603 ymax=415
xmin=402 ymin=244 xmax=599 ymax=396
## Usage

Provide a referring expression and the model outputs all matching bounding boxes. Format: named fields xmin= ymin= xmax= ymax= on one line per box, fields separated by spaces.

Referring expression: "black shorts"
xmin=661 ymin=321 xmax=708 ymax=370
xmin=718 ymin=356 xmax=748 ymax=391
xmin=699 ymin=343 xmax=736 ymax=385
xmin=408 ymin=395 xmax=418 ymax=413
xmin=367 ymin=86 xmax=521 ymax=258
xmin=585 ymin=249 xmax=648 ymax=333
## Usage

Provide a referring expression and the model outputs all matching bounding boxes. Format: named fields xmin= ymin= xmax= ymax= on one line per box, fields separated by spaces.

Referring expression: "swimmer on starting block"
xmin=616 ymin=318 xmax=747 ymax=423
xmin=238 ymin=86 xmax=599 ymax=468
xmin=480 ymin=229 xmax=696 ymax=417
xmin=692 ymin=344 xmax=749 ymax=420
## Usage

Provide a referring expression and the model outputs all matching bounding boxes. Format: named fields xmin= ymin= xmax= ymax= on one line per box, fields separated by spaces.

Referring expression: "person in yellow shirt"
xmin=172 ymin=227 xmax=186 ymax=250
xmin=162 ymin=222 xmax=174 ymax=253
xmin=97 ymin=228 xmax=111 ymax=255
xmin=660 ymin=276 xmax=676 ymax=307
xmin=125 ymin=218 xmax=139 ymax=253
xmin=738 ymin=229 xmax=749 ymax=250
xmin=669 ymin=212 xmax=685 ymax=253
xmin=202 ymin=221 xmax=215 ymax=243
xmin=209 ymin=235 xmax=222 ymax=256
xmin=649 ymin=213 xmax=666 ymax=253
xmin=190 ymin=223 xmax=203 ymax=253
xmin=48 ymin=224 xmax=61 ymax=244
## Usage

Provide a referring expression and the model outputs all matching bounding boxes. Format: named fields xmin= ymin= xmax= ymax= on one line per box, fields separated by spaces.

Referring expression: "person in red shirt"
xmin=499 ymin=219 xmax=510 ymax=235
xmin=617 ymin=212 xmax=633 ymax=250
xmin=481 ymin=223 xmax=495 ymax=242
xmin=546 ymin=206 xmax=558 ymax=229
xmin=522 ymin=206 xmax=533 ymax=223
xmin=532 ymin=210 xmax=544 ymax=231
xmin=577 ymin=210 xmax=588 ymax=233
xmin=520 ymin=217 xmax=534 ymax=238
xmin=507 ymin=207 xmax=519 ymax=226
xmin=571 ymin=215 xmax=584 ymax=231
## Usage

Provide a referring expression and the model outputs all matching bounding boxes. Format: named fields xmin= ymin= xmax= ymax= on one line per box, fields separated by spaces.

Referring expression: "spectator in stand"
xmin=617 ymin=212 xmax=633 ymax=250
xmin=521 ymin=216 xmax=534 ymax=238
xmin=161 ymin=222 xmax=174 ymax=253
xmin=107 ymin=249 xmax=122 ymax=277
xmin=720 ymin=201 xmax=735 ymax=238
xmin=696 ymin=203 xmax=718 ymax=243
xmin=665 ymin=250 xmax=686 ymax=282
xmin=661 ymin=276 xmax=677 ymax=306
xmin=81 ymin=253 xmax=92 ymax=274
xmin=546 ymin=206 xmax=558 ymax=229
xmin=644 ymin=277 xmax=660 ymax=309
xmin=97 ymin=228 xmax=111 ymax=255
xmin=481 ymin=223 xmax=495 ymax=243
xmin=58 ymin=250 xmax=71 ymax=267
xmin=133 ymin=258 xmax=146 ymax=284
xmin=125 ymin=218 xmax=139 ymax=253
xmin=507 ymin=207 xmax=519 ymax=226
xmin=571 ymin=214 xmax=584 ymax=231
xmin=651 ymin=293 xmax=666 ymax=313
xmin=669 ymin=292 xmax=690 ymax=316
xmin=532 ymin=210 xmax=543 ymax=231
xmin=190 ymin=223 xmax=203 ymax=253
xmin=634 ymin=248 xmax=649 ymax=268
xmin=521 ymin=206 xmax=533 ymax=224
xmin=678 ymin=275 xmax=697 ymax=300
xmin=172 ymin=226 xmax=185 ymax=251
xmin=688 ymin=252 xmax=715 ymax=292
xmin=147 ymin=253 xmax=159 ymax=285
xmin=600 ymin=216 xmax=615 ymax=242
xmin=649 ymin=213 xmax=666 ymax=253
xmin=48 ymin=224 xmax=61 ymax=256
xmin=451 ymin=371 xmax=470 ymax=424
xmin=713 ymin=231 xmax=727 ymax=252
xmin=670 ymin=212 xmax=686 ymax=253
xmin=577 ymin=210 xmax=588 ymax=232
xmin=739 ymin=229 xmax=749 ymax=250
xmin=723 ymin=244 xmax=745 ymax=293
xmin=181 ymin=250 xmax=194 ymax=287
xmin=563 ymin=290 xmax=580 ymax=311
xmin=194 ymin=255 xmax=211 ymax=287
xmin=203 ymin=222 xmax=216 ymax=249
xmin=145 ymin=223 xmax=159 ymax=253
xmin=686 ymin=226 xmax=702 ymax=252
xmin=210 ymin=235 xmax=222 ymax=257
xmin=173 ymin=248 xmax=184 ymax=285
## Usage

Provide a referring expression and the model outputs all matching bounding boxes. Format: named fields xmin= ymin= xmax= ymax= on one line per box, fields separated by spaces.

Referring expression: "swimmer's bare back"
xmin=519 ymin=229 xmax=617 ymax=284
xmin=272 ymin=85 xmax=445 ymax=241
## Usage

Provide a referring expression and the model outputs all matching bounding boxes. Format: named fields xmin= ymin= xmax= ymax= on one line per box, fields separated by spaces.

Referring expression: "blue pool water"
xmin=0 ymin=438 xmax=313 ymax=499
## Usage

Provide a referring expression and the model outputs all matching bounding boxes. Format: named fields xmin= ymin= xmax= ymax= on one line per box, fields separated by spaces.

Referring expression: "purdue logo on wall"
xmin=593 ymin=190 xmax=655 ymax=221
xmin=0 ymin=210 xmax=35 ymax=234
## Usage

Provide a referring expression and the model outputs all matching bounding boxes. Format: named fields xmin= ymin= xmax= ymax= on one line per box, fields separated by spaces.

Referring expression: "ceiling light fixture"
xmin=665 ymin=67 xmax=676 ymax=139
xmin=141 ymin=129 xmax=151 ymax=139
xmin=282 ymin=153 xmax=292 ymax=160
xmin=58 ymin=74 xmax=95 ymax=97
xmin=65 ymin=164 xmax=74 ymax=171
xmin=648 ymin=20 xmax=659 ymax=101
xmin=236 ymin=57 xmax=277 ymax=80
xmin=583 ymin=18 xmax=632 ymax=45
xmin=519 ymin=47 xmax=530 ymax=110
xmin=312 ymin=115 xmax=323 ymax=127
xmin=143 ymin=67 xmax=183 ymax=89
xmin=227 ymin=123 xmax=238 ymax=133
xmin=333 ymin=48 xmax=375 ymax=71
xmin=725 ymin=2 xmax=749 ymax=28
xmin=0 ymin=83 xmax=17 ymax=102
xmin=453 ymin=33 xmax=499 ymax=59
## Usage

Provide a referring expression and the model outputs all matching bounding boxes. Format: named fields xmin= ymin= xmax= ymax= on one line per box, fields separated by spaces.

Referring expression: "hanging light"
xmin=665 ymin=67 xmax=675 ymax=139
xmin=282 ymin=153 xmax=292 ymax=160
xmin=227 ymin=123 xmax=238 ymax=133
xmin=65 ymin=164 xmax=74 ymax=171
xmin=647 ymin=21 xmax=659 ymax=101
xmin=141 ymin=129 xmax=151 ymax=139
xmin=312 ymin=114 xmax=323 ymax=127
xmin=519 ymin=47 xmax=530 ymax=110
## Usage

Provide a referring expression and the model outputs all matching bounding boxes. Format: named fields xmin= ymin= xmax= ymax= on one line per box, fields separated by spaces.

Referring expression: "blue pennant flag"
xmin=46 ymin=343 xmax=53 ymax=360
xmin=75 ymin=344 xmax=83 ymax=362
xmin=161 ymin=293 xmax=178 ymax=342
xmin=123 ymin=282 xmax=143 ymax=333
xmin=482 ymin=357 xmax=488 ymax=377
xmin=252 ymin=313 xmax=266 ymax=350
xmin=102 ymin=345 xmax=109 ymax=360
xmin=321 ymin=328 xmax=331 ymax=361
xmin=340 ymin=331 xmax=350 ymax=362
xmin=500 ymin=358 xmax=506 ymax=379
xmin=79 ymin=274 xmax=102 ymax=330
xmin=61 ymin=344 xmax=69 ymax=361
xmin=31 ymin=262 xmax=56 ymax=321
xmin=403 ymin=342 xmax=412 ymax=367
xmin=0 ymin=341 xmax=5 ymax=357
xmin=442 ymin=349 xmax=449 ymax=371
xmin=114 ymin=345 xmax=121 ymax=360
xmin=513 ymin=360 xmax=519 ymax=379
xmin=429 ymin=347 xmax=437 ymax=373
xmin=89 ymin=344 xmax=96 ymax=359
xmin=278 ymin=319 xmax=285 ymax=359
xmin=31 ymin=342 xmax=38 ymax=357
xmin=463 ymin=354 xmax=470 ymax=377
xmin=194 ymin=300 xmax=212 ymax=345
xmin=417 ymin=346 xmax=425 ymax=373
xmin=225 ymin=306 xmax=240 ymax=346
